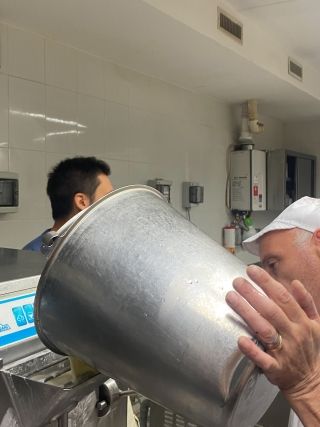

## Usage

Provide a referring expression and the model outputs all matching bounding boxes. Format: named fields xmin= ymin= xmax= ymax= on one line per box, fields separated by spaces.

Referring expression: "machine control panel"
xmin=0 ymin=292 xmax=37 ymax=348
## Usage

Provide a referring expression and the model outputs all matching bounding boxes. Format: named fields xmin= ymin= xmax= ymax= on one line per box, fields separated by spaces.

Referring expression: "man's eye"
xmin=265 ymin=260 xmax=278 ymax=274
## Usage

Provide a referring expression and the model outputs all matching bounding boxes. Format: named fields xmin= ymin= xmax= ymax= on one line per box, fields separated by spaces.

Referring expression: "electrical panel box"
xmin=182 ymin=182 xmax=204 ymax=208
xmin=230 ymin=149 xmax=266 ymax=211
xmin=147 ymin=178 xmax=172 ymax=203
xmin=268 ymin=149 xmax=316 ymax=211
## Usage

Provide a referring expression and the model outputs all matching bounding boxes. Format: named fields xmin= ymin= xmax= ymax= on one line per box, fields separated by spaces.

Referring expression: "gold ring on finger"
xmin=264 ymin=333 xmax=283 ymax=352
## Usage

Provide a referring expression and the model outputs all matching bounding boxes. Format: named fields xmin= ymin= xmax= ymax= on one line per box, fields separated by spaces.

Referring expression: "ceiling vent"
xmin=288 ymin=57 xmax=303 ymax=81
xmin=218 ymin=8 xmax=243 ymax=44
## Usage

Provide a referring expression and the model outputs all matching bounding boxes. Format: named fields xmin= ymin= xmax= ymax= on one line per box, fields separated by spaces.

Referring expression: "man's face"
xmin=92 ymin=174 xmax=113 ymax=202
xmin=259 ymin=228 xmax=320 ymax=311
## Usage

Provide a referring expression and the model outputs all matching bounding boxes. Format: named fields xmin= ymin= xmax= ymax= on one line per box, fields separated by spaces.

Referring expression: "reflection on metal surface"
xmin=0 ymin=349 xmax=107 ymax=427
xmin=35 ymin=185 xmax=278 ymax=427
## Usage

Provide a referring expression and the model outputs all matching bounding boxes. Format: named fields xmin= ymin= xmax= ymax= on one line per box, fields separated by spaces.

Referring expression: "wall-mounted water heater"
xmin=230 ymin=148 xmax=266 ymax=211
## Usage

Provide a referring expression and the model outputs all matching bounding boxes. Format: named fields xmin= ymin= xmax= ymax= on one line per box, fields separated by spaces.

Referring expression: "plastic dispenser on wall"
xmin=0 ymin=172 xmax=19 ymax=213
xmin=182 ymin=182 xmax=204 ymax=209
xmin=230 ymin=146 xmax=266 ymax=211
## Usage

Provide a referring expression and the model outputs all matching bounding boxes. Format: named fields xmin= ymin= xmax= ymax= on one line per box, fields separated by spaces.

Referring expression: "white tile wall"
xmin=129 ymin=109 xmax=161 ymax=163
xmin=0 ymin=23 xmax=8 ymax=75
xmin=104 ymin=62 xmax=130 ymax=105
xmin=105 ymin=101 xmax=130 ymax=160
xmin=106 ymin=158 xmax=130 ymax=189
xmin=77 ymin=50 xmax=104 ymax=98
xmin=0 ymin=148 xmax=9 ymax=170
xmin=9 ymin=77 xmax=46 ymax=150
xmin=0 ymin=22 xmax=284 ymax=249
xmin=45 ymin=40 xmax=77 ymax=91
xmin=129 ymin=72 xmax=183 ymax=118
xmin=0 ymin=73 xmax=8 ymax=147
xmin=76 ymin=94 xmax=105 ymax=155
xmin=45 ymin=86 xmax=77 ymax=153
xmin=7 ymin=26 xmax=45 ymax=82
xmin=9 ymin=148 xmax=47 ymax=221
xmin=129 ymin=161 xmax=162 ymax=187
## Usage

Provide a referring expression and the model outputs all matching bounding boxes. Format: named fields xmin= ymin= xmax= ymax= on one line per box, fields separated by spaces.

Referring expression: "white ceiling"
xmin=227 ymin=0 xmax=320 ymax=69
xmin=0 ymin=0 xmax=319 ymax=121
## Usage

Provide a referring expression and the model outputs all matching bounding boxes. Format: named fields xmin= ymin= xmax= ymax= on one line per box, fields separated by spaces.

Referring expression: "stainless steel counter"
xmin=0 ymin=247 xmax=46 ymax=282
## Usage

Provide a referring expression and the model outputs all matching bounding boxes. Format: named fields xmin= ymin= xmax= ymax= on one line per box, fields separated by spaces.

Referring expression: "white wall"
xmin=0 ymin=22 xmax=286 ymax=250
xmin=0 ymin=22 xmax=239 ymax=249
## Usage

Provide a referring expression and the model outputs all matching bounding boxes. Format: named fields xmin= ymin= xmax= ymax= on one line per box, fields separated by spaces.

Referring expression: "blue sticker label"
xmin=12 ymin=306 xmax=27 ymax=327
xmin=23 ymin=304 xmax=34 ymax=323
xmin=0 ymin=323 xmax=11 ymax=332
xmin=0 ymin=292 xmax=37 ymax=348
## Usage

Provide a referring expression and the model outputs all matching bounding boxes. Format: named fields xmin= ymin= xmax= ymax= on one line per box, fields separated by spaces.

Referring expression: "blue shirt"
xmin=23 ymin=229 xmax=51 ymax=252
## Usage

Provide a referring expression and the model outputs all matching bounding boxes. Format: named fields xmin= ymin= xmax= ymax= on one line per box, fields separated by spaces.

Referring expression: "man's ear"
xmin=73 ymin=193 xmax=91 ymax=212
xmin=312 ymin=228 xmax=320 ymax=248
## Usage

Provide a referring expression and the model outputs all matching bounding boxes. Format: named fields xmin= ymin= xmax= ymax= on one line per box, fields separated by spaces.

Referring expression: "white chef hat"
xmin=243 ymin=196 xmax=320 ymax=256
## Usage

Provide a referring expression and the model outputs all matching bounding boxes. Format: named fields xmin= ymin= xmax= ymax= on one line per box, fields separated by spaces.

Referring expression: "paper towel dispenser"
xmin=0 ymin=172 xmax=19 ymax=213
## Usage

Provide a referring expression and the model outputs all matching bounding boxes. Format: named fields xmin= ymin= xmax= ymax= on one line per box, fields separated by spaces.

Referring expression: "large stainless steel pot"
xmin=35 ymin=185 xmax=277 ymax=427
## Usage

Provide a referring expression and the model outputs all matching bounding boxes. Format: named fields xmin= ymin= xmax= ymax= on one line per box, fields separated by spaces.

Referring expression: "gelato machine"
xmin=0 ymin=248 xmax=130 ymax=427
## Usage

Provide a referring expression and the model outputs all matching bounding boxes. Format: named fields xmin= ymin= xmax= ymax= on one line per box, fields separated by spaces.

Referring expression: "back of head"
xmin=47 ymin=156 xmax=111 ymax=221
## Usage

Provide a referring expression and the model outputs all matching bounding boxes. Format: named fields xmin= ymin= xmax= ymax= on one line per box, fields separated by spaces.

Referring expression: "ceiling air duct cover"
xmin=218 ymin=8 xmax=243 ymax=43
xmin=288 ymin=57 xmax=303 ymax=81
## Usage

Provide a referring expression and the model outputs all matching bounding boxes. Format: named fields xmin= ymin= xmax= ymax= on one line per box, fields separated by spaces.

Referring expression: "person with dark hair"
xmin=23 ymin=156 xmax=113 ymax=251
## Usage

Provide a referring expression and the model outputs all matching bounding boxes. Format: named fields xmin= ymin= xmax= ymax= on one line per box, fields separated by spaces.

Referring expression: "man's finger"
xmin=237 ymin=336 xmax=279 ymax=373
xmin=226 ymin=290 xmax=280 ymax=347
xmin=291 ymin=280 xmax=320 ymax=321
xmin=231 ymin=277 xmax=292 ymax=334
xmin=246 ymin=265 xmax=306 ymax=323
